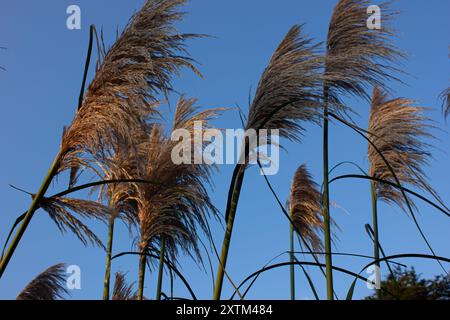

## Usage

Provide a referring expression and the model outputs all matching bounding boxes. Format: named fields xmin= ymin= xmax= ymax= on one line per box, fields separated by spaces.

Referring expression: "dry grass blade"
xmin=16 ymin=264 xmax=68 ymax=300
xmin=246 ymin=25 xmax=323 ymax=142
xmin=101 ymin=96 xmax=221 ymax=265
xmin=135 ymin=97 xmax=221 ymax=263
xmin=112 ymin=272 xmax=135 ymax=300
xmin=289 ymin=164 xmax=325 ymax=252
xmin=60 ymin=0 xmax=201 ymax=175
xmin=325 ymin=0 xmax=404 ymax=114
xmin=368 ymin=87 xmax=434 ymax=211
xmin=442 ymin=87 xmax=450 ymax=119
xmin=214 ymin=25 xmax=323 ymax=300
xmin=39 ymin=197 xmax=114 ymax=249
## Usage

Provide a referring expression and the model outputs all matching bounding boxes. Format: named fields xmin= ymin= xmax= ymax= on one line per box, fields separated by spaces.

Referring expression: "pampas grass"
xmin=368 ymin=87 xmax=433 ymax=211
xmin=288 ymin=164 xmax=324 ymax=300
xmin=0 ymin=0 xmax=202 ymax=278
xmin=289 ymin=165 xmax=325 ymax=252
xmin=320 ymin=0 xmax=404 ymax=299
xmin=368 ymin=86 xmax=434 ymax=298
xmin=16 ymin=264 xmax=68 ymax=300
xmin=214 ymin=24 xmax=323 ymax=300
xmin=112 ymin=272 xmax=135 ymax=300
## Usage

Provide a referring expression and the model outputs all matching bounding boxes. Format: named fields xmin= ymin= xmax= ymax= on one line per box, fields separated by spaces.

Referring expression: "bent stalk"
xmin=0 ymin=149 xmax=63 ymax=278
xmin=0 ymin=26 xmax=94 ymax=279
xmin=214 ymin=164 xmax=246 ymax=300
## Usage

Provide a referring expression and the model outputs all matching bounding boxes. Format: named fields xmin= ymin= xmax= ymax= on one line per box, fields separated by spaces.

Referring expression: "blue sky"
xmin=0 ymin=0 xmax=449 ymax=300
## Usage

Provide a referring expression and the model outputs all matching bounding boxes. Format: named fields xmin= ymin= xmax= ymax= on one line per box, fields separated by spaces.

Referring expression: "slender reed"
xmin=156 ymin=236 xmax=166 ymax=300
xmin=104 ymin=97 xmax=220 ymax=300
xmin=288 ymin=165 xmax=326 ymax=299
xmin=289 ymin=208 xmax=295 ymax=300
xmin=442 ymin=87 xmax=450 ymax=119
xmin=370 ymin=180 xmax=380 ymax=298
xmin=0 ymin=0 xmax=201 ymax=278
xmin=103 ymin=215 xmax=116 ymax=300
xmin=368 ymin=86 xmax=435 ymax=296
xmin=137 ymin=250 xmax=147 ymax=300
xmin=321 ymin=0 xmax=404 ymax=298
xmin=214 ymin=24 xmax=323 ymax=300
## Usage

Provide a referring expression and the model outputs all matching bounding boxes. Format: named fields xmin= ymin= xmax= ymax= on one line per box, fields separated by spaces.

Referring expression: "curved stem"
xmin=214 ymin=164 xmax=246 ymax=300
xmin=257 ymin=160 xmax=338 ymax=299
xmin=78 ymin=25 xmax=94 ymax=111
xmin=0 ymin=27 xmax=95 ymax=277
xmin=329 ymin=174 xmax=450 ymax=217
xmin=230 ymin=261 xmax=396 ymax=300
xmin=329 ymin=112 xmax=448 ymax=274
xmin=349 ymin=253 xmax=450 ymax=294
xmin=0 ymin=149 xmax=62 ymax=278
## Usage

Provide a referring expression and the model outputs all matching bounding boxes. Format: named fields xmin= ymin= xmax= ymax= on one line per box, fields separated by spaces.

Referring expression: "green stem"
xmin=0 ymin=149 xmax=62 ymax=278
xmin=0 ymin=25 xmax=94 ymax=279
xmin=371 ymin=181 xmax=381 ymax=299
xmin=323 ymin=100 xmax=334 ymax=300
xmin=214 ymin=164 xmax=246 ymax=300
xmin=289 ymin=209 xmax=295 ymax=300
xmin=78 ymin=25 xmax=94 ymax=111
xmin=137 ymin=249 xmax=146 ymax=300
xmin=102 ymin=215 xmax=115 ymax=300
xmin=155 ymin=236 xmax=166 ymax=300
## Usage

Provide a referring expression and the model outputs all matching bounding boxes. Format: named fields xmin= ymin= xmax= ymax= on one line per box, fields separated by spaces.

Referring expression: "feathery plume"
xmin=134 ymin=97 xmax=221 ymax=263
xmin=368 ymin=87 xmax=434 ymax=211
xmin=60 ymin=0 xmax=201 ymax=176
xmin=325 ymin=0 xmax=404 ymax=114
xmin=16 ymin=264 xmax=68 ymax=300
xmin=112 ymin=272 xmax=135 ymax=300
xmin=39 ymin=197 xmax=113 ymax=248
xmin=289 ymin=165 xmax=325 ymax=252
xmin=214 ymin=25 xmax=323 ymax=300
xmin=245 ymin=25 xmax=322 ymax=142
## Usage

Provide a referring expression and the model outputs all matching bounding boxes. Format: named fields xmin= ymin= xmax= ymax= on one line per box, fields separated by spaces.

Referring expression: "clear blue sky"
xmin=0 ymin=0 xmax=449 ymax=300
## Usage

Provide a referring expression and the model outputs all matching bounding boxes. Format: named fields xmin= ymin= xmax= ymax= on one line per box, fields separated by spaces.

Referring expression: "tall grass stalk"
xmin=137 ymin=250 xmax=146 ymax=300
xmin=214 ymin=24 xmax=323 ymax=300
xmin=289 ymin=209 xmax=295 ymax=300
xmin=0 ymin=25 xmax=96 ymax=278
xmin=155 ymin=236 xmax=166 ymax=300
xmin=321 ymin=0 xmax=404 ymax=298
xmin=370 ymin=181 xmax=381 ymax=299
xmin=214 ymin=165 xmax=245 ymax=300
xmin=0 ymin=150 xmax=63 ymax=277
xmin=103 ymin=215 xmax=116 ymax=300
xmin=322 ymin=97 xmax=334 ymax=300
